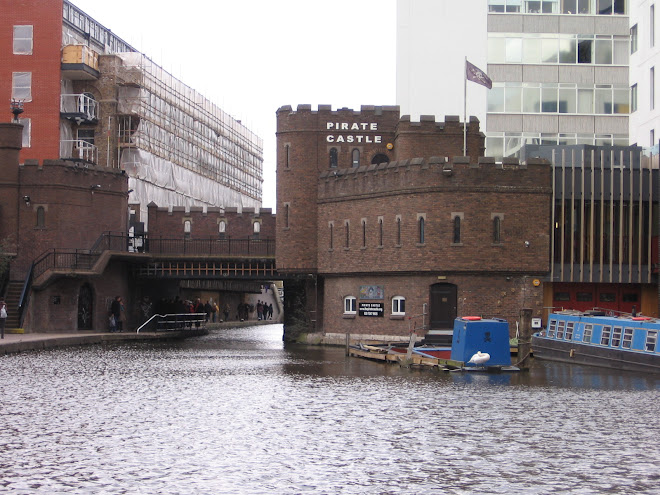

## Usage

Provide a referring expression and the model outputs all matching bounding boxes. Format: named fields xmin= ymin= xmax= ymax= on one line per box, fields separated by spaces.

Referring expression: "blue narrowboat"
xmin=532 ymin=311 xmax=660 ymax=373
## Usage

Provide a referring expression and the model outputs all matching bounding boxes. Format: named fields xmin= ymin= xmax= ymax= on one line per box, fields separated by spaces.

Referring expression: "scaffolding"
xmin=59 ymin=2 xmax=264 ymax=220
xmin=115 ymin=53 xmax=263 ymax=213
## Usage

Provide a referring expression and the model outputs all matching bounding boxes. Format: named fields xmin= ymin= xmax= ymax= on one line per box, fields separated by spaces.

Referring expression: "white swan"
xmin=468 ymin=351 xmax=490 ymax=366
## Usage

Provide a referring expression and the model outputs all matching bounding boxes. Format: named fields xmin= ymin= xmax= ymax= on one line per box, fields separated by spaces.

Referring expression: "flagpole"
xmin=463 ymin=56 xmax=467 ymax=157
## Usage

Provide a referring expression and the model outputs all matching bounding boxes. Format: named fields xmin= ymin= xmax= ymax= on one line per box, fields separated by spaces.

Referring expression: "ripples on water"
xmin=1 ymin=325 xmax=659 ymax=494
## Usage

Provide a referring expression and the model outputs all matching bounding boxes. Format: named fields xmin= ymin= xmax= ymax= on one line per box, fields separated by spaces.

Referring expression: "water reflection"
xmin=0 ymin=324 xmax=659 ymax=494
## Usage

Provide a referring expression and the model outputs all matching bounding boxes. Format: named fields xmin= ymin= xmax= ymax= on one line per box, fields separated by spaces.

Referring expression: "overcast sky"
xmin=71 ymin=0 xmax=398 ymax=210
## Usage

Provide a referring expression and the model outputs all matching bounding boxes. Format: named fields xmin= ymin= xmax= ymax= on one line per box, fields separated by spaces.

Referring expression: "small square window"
xmin=344 ymin=296 xmax=356 ymax=315
xmin=392 ymin=296 xmax=406 ymax=316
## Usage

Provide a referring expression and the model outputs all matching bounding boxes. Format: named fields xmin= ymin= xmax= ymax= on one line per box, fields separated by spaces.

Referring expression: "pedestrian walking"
xmin=0 ymin=299 xmax=7 ymax=339
xmin=111 ymin=296 xmax=125 ymax=332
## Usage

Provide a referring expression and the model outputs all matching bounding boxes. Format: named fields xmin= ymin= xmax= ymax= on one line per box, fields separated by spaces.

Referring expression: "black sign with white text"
xmin=359 ymin=302 xmax=384 ymax=317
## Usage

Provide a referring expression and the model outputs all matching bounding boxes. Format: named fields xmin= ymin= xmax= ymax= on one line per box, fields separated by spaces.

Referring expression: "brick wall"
xmin=14 ymin=159 xmax=128 ymax=278
xmin=27 ymin=260 xmax=130 ymax=332
xmin=323 ymin=273 xmax=544 ymax=338
xmin=317 ymin=158 xmax=552 ymax=275
xmin=147 ymin=204 xmax=275 ymax=239
xmin=0 ymin=124 xmax=23 ymax=254
xmin=1 ymin=0 xmax=65 ymax=162
xmin=275 ymin=105 xmax=486 ymax=274
xmin=276 ymin=105 xmax=550 ymax=339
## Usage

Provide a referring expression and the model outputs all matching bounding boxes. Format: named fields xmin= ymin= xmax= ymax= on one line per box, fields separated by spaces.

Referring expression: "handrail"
xmin=136 ymin=312 xmax=207 ymax=333
xmin=17 ymin=262 xmax=34 ymax=328
xmin=136 ymin=313 xmax=165 ymax=333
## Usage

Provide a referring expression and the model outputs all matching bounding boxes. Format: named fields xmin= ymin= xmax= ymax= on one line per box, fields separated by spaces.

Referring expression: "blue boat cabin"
xmin=545 ymin=314 xmax=659 ymax=354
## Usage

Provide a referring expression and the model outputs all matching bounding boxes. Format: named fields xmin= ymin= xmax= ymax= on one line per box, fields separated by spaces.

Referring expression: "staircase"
xmin=3 ymin=281 xmax=24 ymax=333
xmin=420 ymin=329 xmax=453 ymax=346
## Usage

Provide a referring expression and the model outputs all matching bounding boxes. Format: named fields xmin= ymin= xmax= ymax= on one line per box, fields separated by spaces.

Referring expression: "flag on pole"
xmin=465 ymin=60 xmax=492 ymax=89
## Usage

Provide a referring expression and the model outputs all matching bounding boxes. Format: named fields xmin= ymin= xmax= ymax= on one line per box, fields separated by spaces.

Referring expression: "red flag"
xmin=466 ymin=60 xmax=492 ymax=89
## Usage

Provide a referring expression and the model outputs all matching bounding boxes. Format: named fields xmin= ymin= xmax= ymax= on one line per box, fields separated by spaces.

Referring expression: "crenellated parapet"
xmin=394 ymin=115 xmax=485 ymax=160
xmin=318 ymin=156 xmax=551 ymax=201
xmin=19 ymin=158 xmax=127 ymax=189
xmin=147 ymin=203 xmax=275 ymax=239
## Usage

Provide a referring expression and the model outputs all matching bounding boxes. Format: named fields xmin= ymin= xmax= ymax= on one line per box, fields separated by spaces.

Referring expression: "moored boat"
xmin=349 ymin=316 xmax=519 ymax=371
xmin=532 ymin=310 xmax=660 ymax=373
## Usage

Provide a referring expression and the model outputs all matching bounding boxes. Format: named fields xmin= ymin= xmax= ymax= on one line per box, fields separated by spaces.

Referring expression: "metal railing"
xmin=60 ymin=93 xmax=98 ymax=121
xmin=95 ymin=232 xmax=275 ymax=257
xmin=60 ymin=139 xmax=98 ymax=164
xmin=31 ymin=232 xmax=275 ymax=282
xmin=136 ymin=313 xmax=207 ymax=333
xmin=32 ymin=249 xmax=99 ymax=279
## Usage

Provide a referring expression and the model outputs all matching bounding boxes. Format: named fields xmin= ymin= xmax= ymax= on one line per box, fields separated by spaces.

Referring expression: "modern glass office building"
xmin=396 ymin=0 xmax=631 ymax=159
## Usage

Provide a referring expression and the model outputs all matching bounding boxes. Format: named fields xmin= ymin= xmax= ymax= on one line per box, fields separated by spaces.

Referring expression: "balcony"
xmin=61 ymin=93 xmax=98 ymax=124
xmin=60 ymin=139 xmax=98 ymax=164
xmin=61 ymin=45 xmax=100 ymax=80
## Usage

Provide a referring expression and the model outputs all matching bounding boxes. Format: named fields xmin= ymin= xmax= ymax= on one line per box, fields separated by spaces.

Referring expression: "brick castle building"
xmin=276 ymin=105 xmax=553 ymax=343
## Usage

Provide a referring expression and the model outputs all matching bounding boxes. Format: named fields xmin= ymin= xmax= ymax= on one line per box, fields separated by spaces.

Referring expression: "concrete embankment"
xmin=0 ymin=320 xmax=282 ymax=356
xmin=0 ymin=329 xmax=208 ymax=356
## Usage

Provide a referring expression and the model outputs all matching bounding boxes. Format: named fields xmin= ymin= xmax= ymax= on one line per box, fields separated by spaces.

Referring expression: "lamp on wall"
xmin=23 ymin=195 xmax=30 ymax=206
xmin=11 ymin=99 xmax=24 ymax=123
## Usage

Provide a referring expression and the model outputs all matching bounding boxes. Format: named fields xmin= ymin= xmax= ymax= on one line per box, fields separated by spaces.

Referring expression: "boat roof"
xmin=550 ymin=309 xmax=659 ymax=324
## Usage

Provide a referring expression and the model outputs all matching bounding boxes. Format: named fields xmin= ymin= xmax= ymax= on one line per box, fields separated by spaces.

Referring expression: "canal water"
xmin=1 ymin=325 xmax=659 ymax=494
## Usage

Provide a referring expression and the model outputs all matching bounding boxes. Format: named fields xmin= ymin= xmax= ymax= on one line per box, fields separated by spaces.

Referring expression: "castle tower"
xmin=275 ymin=105 xmax=400 ymax=274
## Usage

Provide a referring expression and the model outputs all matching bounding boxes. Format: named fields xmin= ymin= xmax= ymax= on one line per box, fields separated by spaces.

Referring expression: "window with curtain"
xmin=13 ymin=25 xmax=33 ymax=55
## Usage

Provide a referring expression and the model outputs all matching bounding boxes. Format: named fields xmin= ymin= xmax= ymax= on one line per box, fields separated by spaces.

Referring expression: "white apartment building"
xmin=629 ymin=0 xmax=660 ymax=149
xmin=397 ymin=0 xmax=630 ymax=159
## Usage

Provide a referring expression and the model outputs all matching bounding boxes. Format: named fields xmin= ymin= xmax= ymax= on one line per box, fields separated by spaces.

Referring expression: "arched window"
xmin=371 ymin=153 xmax=389 ymax=165
xmin=344 ymin=296 xmax=357 ymax=315
xmin=36 ymin=206 xmax=45 ymax=228
xmin=184 ymin=220 xmax=191 ymax=239
xmin=351 ymin=148 xmax=360 ymax=168
xmin=218 ymin=220 xmax=226 ymax=239
xmin=453 ymin=216 xmax=461 ymax=244
xmin=392 ymin=296 xmax=406 ymax=316
xmin=418 ymin=216 xmax=425 ymax=244
xmin=329 ymin=147 xmax=338 ymax=168
xmin=253 ymin=221 xmax=261 ymax=233
xmin=493 ymin=216 xmax=501 ymax=243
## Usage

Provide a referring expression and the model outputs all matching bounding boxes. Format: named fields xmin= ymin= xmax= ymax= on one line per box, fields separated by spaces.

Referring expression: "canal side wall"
xmin=0 ymin=328 xmax=209 ymax=356
xmin=314 ymin=272 xmax=546 ymax=343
